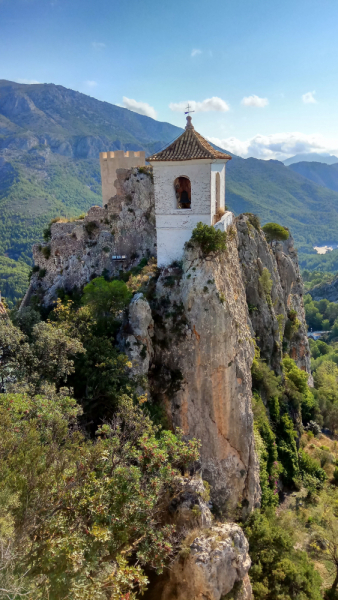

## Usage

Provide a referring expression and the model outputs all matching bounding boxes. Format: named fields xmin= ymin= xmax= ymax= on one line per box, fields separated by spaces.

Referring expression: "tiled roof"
xmin=147 ymin=117 xmax=232 ymax=162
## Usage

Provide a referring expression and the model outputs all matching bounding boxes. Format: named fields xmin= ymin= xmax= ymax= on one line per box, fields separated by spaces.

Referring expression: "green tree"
xmin=262 ymin=222 xmax=290 ymax=244
xmin=0 ymin=316 xmax=84 ymax=393
xmin=81 ymin=277 xmax=132 ymax=319
xmin=0 ymin=393 xmax=200 ymax=600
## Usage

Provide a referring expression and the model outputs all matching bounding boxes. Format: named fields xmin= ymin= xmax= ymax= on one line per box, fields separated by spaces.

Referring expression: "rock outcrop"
xmin=164 ymin=524 xmax=252 ymax=600
xmin=120 ymin=228 xmax=261 ymax=517
xmin=144 ymin=477 xmax=252 ymax=600
xmin=22 ymin=166 xmax=155 ymax=307
xmin=146 ymin=523 xmax=252 ymax=600
xmin=309 ymin=274 xmax=338 ymax=303
xmin=237 ymin=214 xmax=311 ymax=378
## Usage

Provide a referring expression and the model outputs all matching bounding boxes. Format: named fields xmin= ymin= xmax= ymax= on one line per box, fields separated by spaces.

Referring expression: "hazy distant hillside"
xmin=226 ymin=156 xmax=338 ymax=248
xmin=288 ymin=161 xmax=338 ymax=193
xmin=2 ymin=79 xmax=338 ymax=304
xmin=284 ymin=153 xmax=338 ymax=166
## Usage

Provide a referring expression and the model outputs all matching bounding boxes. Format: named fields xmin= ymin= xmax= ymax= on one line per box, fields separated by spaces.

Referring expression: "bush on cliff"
xmin=262 ymin=222 xmax=289 ymax=244
xmin=189 ymin=221 xmax=227 ymax=256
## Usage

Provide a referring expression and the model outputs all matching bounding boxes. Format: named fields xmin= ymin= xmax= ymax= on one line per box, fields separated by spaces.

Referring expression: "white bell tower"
xmin=147 ymin=116 xmax=232 ymax=267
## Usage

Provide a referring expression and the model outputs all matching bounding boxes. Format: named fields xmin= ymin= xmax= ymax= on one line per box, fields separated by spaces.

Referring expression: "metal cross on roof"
xmin=184 ymin=103 xmax=195 ymax=115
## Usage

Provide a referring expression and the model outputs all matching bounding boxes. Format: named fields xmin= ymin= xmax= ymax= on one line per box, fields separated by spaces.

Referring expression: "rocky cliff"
xmin=22 ymin=166 xmax=155 ymax=307
xmin=237 ymin=214 xmax=311 ymax=378
xmin=309 ymin=274 xmax=338 ymax=303
xmin=23 ymin=168 xmax=313 ymax=599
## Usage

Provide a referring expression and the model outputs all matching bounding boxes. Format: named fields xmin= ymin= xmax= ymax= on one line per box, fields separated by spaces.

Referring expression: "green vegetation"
xmin=259 ymin=267 xmax=273 ymax=306
xmin=0 ymin=393 xmax=199 ymax=599
xmin=81 ymin=277 xmax=132 ymax=319
xmin=302 ymin=270 xmax=335 ymax=292
xmin=0 ymin=256 xmax=30 ymax=308
xmin=0 ymin=155 xmax=103 ymax=306
xmin=299 ymin=250 xmax=338 ymax=273
xmin=0 ymin=267 xmax=200 ymax=599
xmin=304 ymin=294 xmax=338 ymax=331
xmin=189 ymin=221 xmax=227 ymax=256
xmin=262 ymin=222 xmax=290 ymax=244
xmin=245 ymin=509 xmax=322 ymax=600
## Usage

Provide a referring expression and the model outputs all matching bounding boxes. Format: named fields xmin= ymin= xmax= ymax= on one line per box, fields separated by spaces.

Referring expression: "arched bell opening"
xmin=174 ymin=176 xmax=191 ymax=209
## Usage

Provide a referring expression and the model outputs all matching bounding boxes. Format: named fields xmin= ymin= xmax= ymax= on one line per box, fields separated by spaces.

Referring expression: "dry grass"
xmin=214 ymin=208 xmax=226 ymax=224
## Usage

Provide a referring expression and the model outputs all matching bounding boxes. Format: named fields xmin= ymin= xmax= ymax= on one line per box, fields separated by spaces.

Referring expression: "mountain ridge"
xmin=284 ymin=152 xmax=338 ymax=166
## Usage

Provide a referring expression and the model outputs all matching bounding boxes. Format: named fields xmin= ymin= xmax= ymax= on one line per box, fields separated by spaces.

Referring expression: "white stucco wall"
xmin=152 ymin=160 xmax=212 ymax=215
xmin=210 ymin=163 xmax=226 ymax=217
xmin=149 ymin=158 xmax=230 ymax=266
xmin=214 ymin=211 xmax=234 ymax=232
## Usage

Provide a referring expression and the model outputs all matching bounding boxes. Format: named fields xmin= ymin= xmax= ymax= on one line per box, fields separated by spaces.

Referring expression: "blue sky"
xmin=1 ymin=0 xmax=338 ymax=159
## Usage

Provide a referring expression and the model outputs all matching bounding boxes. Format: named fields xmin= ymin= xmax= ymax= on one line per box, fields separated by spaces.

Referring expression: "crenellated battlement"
xmin=100 ymin=150 xmax=145 ymax=160
xmin=100 ymin=150 xmax=145 ymax=204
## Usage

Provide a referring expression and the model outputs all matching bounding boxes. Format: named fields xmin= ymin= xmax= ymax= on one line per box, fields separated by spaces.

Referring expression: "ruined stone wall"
xmin=100 ymin=150 xmax=145 ymax=205
xmin=23 ymin=167 xmax=155 ymax=307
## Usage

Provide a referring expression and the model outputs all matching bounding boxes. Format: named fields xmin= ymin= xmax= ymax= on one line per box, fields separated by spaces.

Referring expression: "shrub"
xmin=259 ymin=268 xmax=273 ymax=306
xmin=84 ymin=221 xmax=98 ymax=237
xmin=41 ymin=245 xmax=51 ymax=260
xmin=262 ymin=222 xmax=290 ymax=244
xmin=244 ymin=213 xmax=261 ymax=231
xmin=244 ymin=509 xmax=322 ymax=600
xmin=189 ymin=222 xmax=227 ymax=256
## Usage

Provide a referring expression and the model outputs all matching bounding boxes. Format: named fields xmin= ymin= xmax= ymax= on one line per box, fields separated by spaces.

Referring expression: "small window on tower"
xmin=174 ymin=176 xmax=191 ymax=209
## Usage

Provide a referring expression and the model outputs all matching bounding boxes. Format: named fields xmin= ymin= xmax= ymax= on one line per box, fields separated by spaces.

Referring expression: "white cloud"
xmin=241 ymin=95 xmax=269 ymax=108
xmin=169 ymin=97 xmax=230 ymax=113
xmin=85 ymin=80 xmax=98 ymax=87
xmin=207 ymin=131 xmax=338 ymax=160
xmin=122 ymin=97 xmax=157 ymax=119
xmin=91 ymin=42 xmax=106 ymax=50
xmin=15 ymin=79 xmax=40 ymax=84
xmin=302 ymin=91 xmax=317 ymax=104
xmin=191 ymin=49 xmax=202 ymax=57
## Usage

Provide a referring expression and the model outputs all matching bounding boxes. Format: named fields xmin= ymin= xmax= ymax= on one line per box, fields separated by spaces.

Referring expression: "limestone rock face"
xmin=236 ymin=215 xmax=311 ymax=378
xmin=22 ymin=167 xmax=155 ymax=308
xmin=166 ymin=477 xmax=213 ymax=530
xmin=309 ymin=274 xmax=338 ymax=303
xmin=149 ymin=230 xmax=261 ymax=516
xmin=119 ymin=292 xmax=154 ymax=380
xmin=160 ymin=524 xmax=252 ymax=600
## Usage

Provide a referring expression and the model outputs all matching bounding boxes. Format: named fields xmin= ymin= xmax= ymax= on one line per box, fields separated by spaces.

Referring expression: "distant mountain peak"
xmin=284 ymin=152 xmax=338 ymax=166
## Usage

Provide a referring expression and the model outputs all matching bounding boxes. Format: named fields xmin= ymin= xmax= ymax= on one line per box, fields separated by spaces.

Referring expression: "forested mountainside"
xmin=2 ymin=79 xmax=338 ymax=304
xmin=289 ymin=161 xmax=338 ymax=193
xmin=2 ymin=169 xmax=338 ymax=599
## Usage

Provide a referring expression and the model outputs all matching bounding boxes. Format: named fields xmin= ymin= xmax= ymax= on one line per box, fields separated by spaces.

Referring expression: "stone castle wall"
xmin=23 ymin=167 xmax=155 ymax=307
xmin=100 ymin=150 xmax=145 ymax=205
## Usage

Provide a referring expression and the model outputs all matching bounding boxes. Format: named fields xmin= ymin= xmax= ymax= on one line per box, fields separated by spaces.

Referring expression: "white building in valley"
xmin=147 ymin=115 xmax=232 ymax=267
